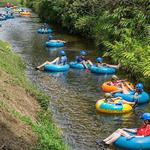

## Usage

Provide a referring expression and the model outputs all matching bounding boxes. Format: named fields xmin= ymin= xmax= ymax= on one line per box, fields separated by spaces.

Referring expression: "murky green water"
xmin=0 ymin=10 xmax=149 ymax=150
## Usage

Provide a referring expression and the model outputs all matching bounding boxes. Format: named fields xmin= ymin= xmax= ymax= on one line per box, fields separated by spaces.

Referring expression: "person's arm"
xmin=122 ymin=100 xmax=135 ymax=105
xmin=111 ymin=97 xmax=122 ymax=101
xmin=111 ymin=89 xmax=123 ymax=94
xmin=82 ymin=60 xmax=88 ymax=69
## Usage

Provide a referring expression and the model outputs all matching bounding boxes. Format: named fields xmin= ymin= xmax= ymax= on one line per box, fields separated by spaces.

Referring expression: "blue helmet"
xmin=141 ymin=113 xmax=150 ymax=121
xmin=96 ymin=57 xmax=103 ymax=63
xmin=136 ymin=83 xmax=143 ymax=90
xmin=80 ymin=50 xmax=87 ymax=56
xmin=60 ymin=50 xmax=66 ymax=56
xmin=48 ymin=35 xmax=53 ymax=40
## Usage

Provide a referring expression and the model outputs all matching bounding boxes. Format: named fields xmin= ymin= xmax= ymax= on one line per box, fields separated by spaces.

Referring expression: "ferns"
xmin=26 ymin=0 xmax=150 ymax=83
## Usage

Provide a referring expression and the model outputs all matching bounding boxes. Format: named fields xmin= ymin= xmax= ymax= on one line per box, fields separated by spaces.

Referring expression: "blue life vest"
xmin=59 ymin=56 xmax=67 ymax=65
xmin=76 ymin=56 xmax=87 ymax=63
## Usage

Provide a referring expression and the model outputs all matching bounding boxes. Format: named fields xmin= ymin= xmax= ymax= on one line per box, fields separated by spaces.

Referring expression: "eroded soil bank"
xmin=0 ymin=40 xmax=68 ymax=150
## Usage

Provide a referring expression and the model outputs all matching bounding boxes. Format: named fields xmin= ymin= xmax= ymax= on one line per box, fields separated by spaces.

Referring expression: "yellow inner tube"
xmin=20 ymin=12 xmax=31 ymax=16
xmin=96 ymin=99 xmax=132 ymax=114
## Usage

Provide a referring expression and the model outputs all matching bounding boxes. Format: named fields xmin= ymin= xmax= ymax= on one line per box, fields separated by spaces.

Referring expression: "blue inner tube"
xmin=69 ymin=61 xmax=91 ymax=69
xmin=0 ymin=16 xmax=7 ymax=21
xmin=114 ymin=132 xmax=150 ymax=150
xmin=114 ymin=91 xmax=150 ymax=104
xmin=46 ymin=41 xmax=64 ymax=47
xmin=5 ymin=15 xmax=14 ymax=19
xmin=37 ymin=28 xmax=53 ymax=34
xmin=90 ymin=66 xmax=116 ymax=74
xmin=44 ymin=64 xmax=69 ymax=72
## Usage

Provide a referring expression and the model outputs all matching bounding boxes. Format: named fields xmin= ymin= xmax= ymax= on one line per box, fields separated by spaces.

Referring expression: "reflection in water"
xmin=0 ymin=10 xmax=149 ymax=150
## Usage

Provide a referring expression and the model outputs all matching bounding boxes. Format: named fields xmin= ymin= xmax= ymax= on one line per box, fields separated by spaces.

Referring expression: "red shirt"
xmin=137 ymin=124 xmax=150 ymax=136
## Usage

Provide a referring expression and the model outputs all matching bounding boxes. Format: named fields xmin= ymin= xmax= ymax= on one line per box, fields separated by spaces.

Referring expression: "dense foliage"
xmin=26 ymin=0 xmax=150 ymax=83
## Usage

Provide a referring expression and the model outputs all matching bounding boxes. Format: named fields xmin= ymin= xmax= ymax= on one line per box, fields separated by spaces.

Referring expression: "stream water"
xmin=0 ymin=10 xmax=149 ymax=150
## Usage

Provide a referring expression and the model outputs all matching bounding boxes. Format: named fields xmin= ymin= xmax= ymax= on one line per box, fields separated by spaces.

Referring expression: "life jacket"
xmin=137 ymin=124 xmax=150 ymax=136
xmin=76 ymin=56 xmax=87 ymax=63
xmin=59 ymin=56 xmax=67 ymax=65
xmin=132 ymin=89 xmax=143 ymax=102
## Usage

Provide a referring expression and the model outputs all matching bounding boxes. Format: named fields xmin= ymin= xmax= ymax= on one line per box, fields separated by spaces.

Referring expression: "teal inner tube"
xmin=44 ymin=64 xmax=69 ymax=72
xmin=114 ymin=91 xmax=150 ymax=104
xmin=90 ymin=66 xmax=116 ymax=74
xmin=114 ymin=132 xmax=150 ymax=150
xmin=45 ymin=41 xmax=64 ymax=47
xmin=5 ymin=15 xmax=14 ymax=19
xmin=0 ymin=16 xmax=6 ymax=21
xmin=69 ymin=61 xmax=91 ymax=69
xmin=37 ymin=28 xmax=53 ymax=34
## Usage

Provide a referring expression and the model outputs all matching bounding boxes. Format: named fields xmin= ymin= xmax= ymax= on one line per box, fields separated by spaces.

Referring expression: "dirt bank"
xmin=0 ymin=70 xmax=39 ymax=150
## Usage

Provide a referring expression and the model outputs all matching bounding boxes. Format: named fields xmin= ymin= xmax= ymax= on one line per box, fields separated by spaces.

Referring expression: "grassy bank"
xmin=26 ymin=0 xmax=150 ymax=86
xmin=0 ymin=40 xmax=68 ymax=150
xmin=0 ymin=0 xmax=20 ymax=7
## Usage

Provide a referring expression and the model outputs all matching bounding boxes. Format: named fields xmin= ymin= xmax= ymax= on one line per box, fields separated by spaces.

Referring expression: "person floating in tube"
xmin=109 ymin=83 xmax=145 ymax=108
xmin=75 ymin=50 xmax=93 ymax=69
xmin=36 ymin=50 xmax=67 ymax=70
xmin=96 ymin=57 xmax=120 ymax=69
xmin=102 ymin=93 xmax=135 ymax=106
xmin=97 ymin=113 xmax=150 ymax=146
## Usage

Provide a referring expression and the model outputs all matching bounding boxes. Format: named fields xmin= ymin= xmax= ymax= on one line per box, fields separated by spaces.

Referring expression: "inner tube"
xmin=90 ymin=66 xmax=116 ymax=74
xmin=0 ymin=16 xmax=7 ymax=21
xmin=69 ymin=62 xmax=91 ymax=69
xmin=20 ymin=12 xmax=31 ymax=16
xmin=102 ymin=81 xmax=134 ymax=92
xmin=37 ymin=28 xmax=53 ymax=34
xmin=114 ymin=91 xmax=150 ymax=104
xmin=114 ymin=132 xmax=150 ymax=150
xmin=44 ymin=64 xmax=69 ymax=72
xmin=45 ymin=41 xmax=64 ymax=47
xmin=96 ymin=99 xmax=132 ymax=114
xmin=5 ymin=15 xmax=14 ymax=19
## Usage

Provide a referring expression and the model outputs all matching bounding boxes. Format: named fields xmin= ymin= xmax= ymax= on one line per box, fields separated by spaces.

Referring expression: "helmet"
xmin=141 ymin=113 xmax=150 ymax=121
xmin=48 ymin=35 xmax=53 ymax=40
xmin=80 ymin=50 xmax=87 ymax=56
xmin=60 ymin=50 xmax=66 ymax=56
xmin=136 ymin=83 xmax=143 ymax=90
xmin=111 ymin=75 xmax=119 ymax=80
xmin=104 ymin=93 xmax=113 ymax=98
xmin=96 ymin=57 xmax=103 ymax=63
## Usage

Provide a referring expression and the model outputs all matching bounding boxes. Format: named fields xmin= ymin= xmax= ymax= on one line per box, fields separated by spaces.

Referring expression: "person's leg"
xmin=105 ymin=132 xmax=121 ymax=144
xmin=121 ymin=83 xmax=130 ymax=94
xmin=103 ymin=132 xmax=116 ymax=142
xmin=37 ymin=59 xmax=58 ymax=69
xmin=87 ymin=60 xmax=93 ymax=66
xmin=107 ymin=64 xmax=120 ymax=69
xmin=82 ymin=60 xmax=88 ymax=69
xmin=103 ymin=129 xmax=130 ymax=144
xmin=37 ymin=61 xmax=50 ymax=69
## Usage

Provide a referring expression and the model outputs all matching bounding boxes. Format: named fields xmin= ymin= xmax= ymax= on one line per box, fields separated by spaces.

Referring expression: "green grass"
xmin=0 ymin=0 xmax=22 ymax=7
xmin=0 ymin=40 xmax=49 ymax=109
xmin=0 ymin=40 xmax=69 ymax=150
